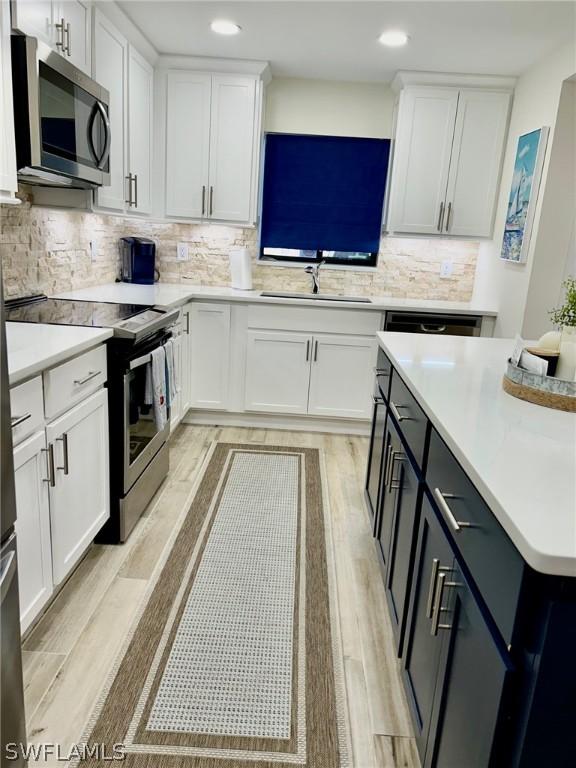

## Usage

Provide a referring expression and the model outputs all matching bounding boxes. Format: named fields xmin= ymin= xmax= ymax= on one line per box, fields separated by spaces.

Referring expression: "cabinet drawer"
xmin=427 ymin=428 xmax=524 ymax=644
xmin=10 ymin=377 xmax=44 ymax=445
xmin=389 ymin=369 xmax=428 ymax=468
xmin=44 ymin=346 xmax=107 ymax=420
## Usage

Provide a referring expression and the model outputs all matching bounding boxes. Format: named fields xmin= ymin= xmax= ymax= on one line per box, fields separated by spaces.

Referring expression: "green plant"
xmin=550 ymin=277 xmax=576 ymax=327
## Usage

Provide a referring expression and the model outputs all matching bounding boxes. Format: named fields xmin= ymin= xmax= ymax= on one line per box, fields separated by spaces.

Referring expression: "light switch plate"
xmin=89 ymin=241 xmax=98 ymax=261
xmin=177 ymin=242 xmax=189 ymax=261
xmin=440 ymin=260 xmax=453 ymax=278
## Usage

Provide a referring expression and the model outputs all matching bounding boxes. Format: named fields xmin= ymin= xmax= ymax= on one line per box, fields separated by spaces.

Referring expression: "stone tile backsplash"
xmin=1 ymin=202 xmax=478 ymax=300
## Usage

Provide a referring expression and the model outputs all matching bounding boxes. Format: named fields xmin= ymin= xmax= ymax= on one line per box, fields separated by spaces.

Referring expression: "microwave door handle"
xmin=88 ymin=102 xmax=111 ymax=170
xmin=95 ymin=101 xmax=111 ymax=169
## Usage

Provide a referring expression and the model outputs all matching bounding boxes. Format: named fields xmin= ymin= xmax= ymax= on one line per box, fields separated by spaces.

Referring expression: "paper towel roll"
xmin=229 ymin=248 xmax=253 ymax=290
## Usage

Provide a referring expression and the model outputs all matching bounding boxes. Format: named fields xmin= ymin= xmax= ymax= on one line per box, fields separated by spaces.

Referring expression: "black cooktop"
xmin=5 ymin=294 xmax=151 ymax=328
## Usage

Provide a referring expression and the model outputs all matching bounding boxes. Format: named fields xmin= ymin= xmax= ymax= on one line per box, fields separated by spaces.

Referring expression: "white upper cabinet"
xmin=388 ymin=88 xmax=459 ymax=235
xmin=387 ymin=77 xmax=512 ymax=238
xmin=444 ymin=90 xmax=511 ymax=237
xmin=127 ymin=45 xmax=153 ymax=214
xmin=92 ymin=9 xmax=127 ymax=212
xmin=164 ymin=70 xmax=261 ymax=224
xmin=11 ymin=0 xmax=56 ymax=47
xmin=165 ymin=72 xmax=211 ymax=219
xmin=0 ymin=0 xmax=18 ymax=202
xmin=56 ymin=0 xmax=91 ymax=73
xmin=208 ymin=75 xmax=257 ymax=222
xmin=12 ymin=0 xmax=92 ymax=74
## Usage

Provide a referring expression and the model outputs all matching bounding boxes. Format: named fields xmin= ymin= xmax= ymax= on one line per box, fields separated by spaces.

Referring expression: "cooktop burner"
xmin=5 ymin=294 xmax=151 ymax=328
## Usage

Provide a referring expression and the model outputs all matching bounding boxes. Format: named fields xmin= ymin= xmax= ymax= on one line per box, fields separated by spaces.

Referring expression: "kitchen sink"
xmin=261 ymin=292 xmax=372 ymax=303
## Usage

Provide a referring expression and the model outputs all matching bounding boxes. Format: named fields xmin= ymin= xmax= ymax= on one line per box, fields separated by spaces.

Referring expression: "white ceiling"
xmin=117 ymin=1 xmax=576 ymax=82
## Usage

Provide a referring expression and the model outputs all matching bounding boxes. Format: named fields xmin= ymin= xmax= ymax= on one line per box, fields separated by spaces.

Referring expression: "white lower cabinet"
xmin=180 ymin=304 xmax=192 ymax=416
xmin=46 ymin=388 xmax=109 ymax=585
xmin=307 ymin=334 xmax=376 ymax=419
xmin=14 ymin=430 xmax=53 ymax=633
xmin=244 ymin=329 xmax=376 ymax=419
xmin=189 ymin=303 xmax=230 ymax=410
xmin=245 ymin=331 xmax=312 ymax=415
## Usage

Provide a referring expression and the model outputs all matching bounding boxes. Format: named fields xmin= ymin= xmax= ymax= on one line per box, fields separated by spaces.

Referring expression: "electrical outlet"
xmin=176 ymin=242 xmax=189 ymax=261
xmin=440 ymin=259 xmax=453 ymax=278
xmin=89 ymin=241 xmax=98 ymax=261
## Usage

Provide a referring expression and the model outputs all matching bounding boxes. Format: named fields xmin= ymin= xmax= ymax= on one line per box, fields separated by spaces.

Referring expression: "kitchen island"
xmin=367 ymin=332 xmax=576 ymax=768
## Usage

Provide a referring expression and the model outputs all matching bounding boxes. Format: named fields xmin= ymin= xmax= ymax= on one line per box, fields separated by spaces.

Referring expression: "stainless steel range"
xmin=5 ymin=295 xmax=179 ymax=543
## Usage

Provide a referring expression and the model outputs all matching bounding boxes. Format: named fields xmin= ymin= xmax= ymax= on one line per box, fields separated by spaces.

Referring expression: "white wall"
xmin=472 ymin=43 xmax=576 ymax=337
xmin=265 ymin=77 xmax=394 ymax=138
xmin=523 ymin=80 xmax=576 ymax=337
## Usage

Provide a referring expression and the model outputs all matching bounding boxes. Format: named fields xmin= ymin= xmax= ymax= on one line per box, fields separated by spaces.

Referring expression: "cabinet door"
xmin=165 ymin=71 xmax=211 ymax=218
xmin=0 ymin=0 xmax=18 ymax=201
xmin=46 ymin=389 xmax=109 ymax=585
xmin=444 ymin=90 xmax=510 ymax=237
xmin=403 ymin=495 xmax=455 ymax=758
xmin=189 ymin=303 xmax=230 ymax=410
xmin=92 ymin=9 xmax=127 ymax=211
xmin=169 ymin=330 xmax=182 ymax=431
xmin=11 ymin=0 xmax=56 ymax=47
xmin=208 ymin=75 xmax=256 ymax=222
xmin=127 ymin=46 xmax=153 ymax=214
xmin=426 ymin=559 xmax=512 ymax=768
xmin=13 ymin=431 xmax=53 ymax=633
xmin=56 ymin=0 xmax=91 ymax=73
xmin=307 ymin=334 xmax=376 ymax=419
xmin=385 ymin=433 xmax=420 ymax=655
xmin=388 ymin=87 xmax=458 ymax=234
xmin=244 ymin=330 xmax=312 ymax=415
xmin=365 ymin=393 xmax=387 ymax=526
xmin=180 ymin=304 xmax=192 ymax=415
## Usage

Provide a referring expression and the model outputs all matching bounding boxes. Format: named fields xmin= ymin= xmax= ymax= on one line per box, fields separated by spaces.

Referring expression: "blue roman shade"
xmin=260 ymin=133 xmax=390 ymax=254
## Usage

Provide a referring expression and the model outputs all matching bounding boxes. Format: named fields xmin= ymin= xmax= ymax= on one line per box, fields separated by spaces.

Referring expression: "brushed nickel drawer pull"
xmin=65 ymin=21 xmax=71 ymax=56
xmin=384 ymin=444 xmax=394 ymax=489
xmin=11 ymin=413 xmax=32 ymax=428
xmin=74 ymin=370 xmax=101 ymax=386
xmin=313 ymin=340 xmax=318 ymax=362
xmin=390 ymin=400 xmax=412 ymax=422
xmin=201 ymin=185 xmax=206 ymax=216
xmin=42 ymin=444 xmax=55 ymax=487
xmin=372 ymin=395 xmax=385 ymax=405
xmin=56 ymin=433 xmax=69 ymax=475
xmin=374 ymin=367 xmax=390 ymax=376
xmin=431 ymin=571 xmax=461 ymax=636
xmin=55 ymin=18 xmax=65 ymax=49
xmin=426 ymin=559 xmax=440 ymax=618
xmin=305 ymin=340 xmax=310 ymax=362
xmin=445 ymin=202 xmax=452 ymax=232
xmin=209 ymin=186 xmax=214 ymax=216
xmin=437 ymin=201 xmax=445 ymax=232
xmin=434 ymin=488 xmax=474 ymax=533
xmin=388 ymin=451 xmax=404 ymax=491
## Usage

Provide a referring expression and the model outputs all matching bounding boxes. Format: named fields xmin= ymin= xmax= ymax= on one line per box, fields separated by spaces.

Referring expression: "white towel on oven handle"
xmin=144 ymin=345 xmax=167 ymax=429
xmin=164 ymin=338 xmax=178 ymax=403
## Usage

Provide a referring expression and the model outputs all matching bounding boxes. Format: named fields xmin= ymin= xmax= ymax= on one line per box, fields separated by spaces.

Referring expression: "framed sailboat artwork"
xmin=501 ymin=127 xmax=549 ymax=263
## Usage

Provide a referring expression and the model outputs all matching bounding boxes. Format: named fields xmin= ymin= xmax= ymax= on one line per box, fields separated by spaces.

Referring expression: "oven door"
xmin=12 ymin=36 xmax=110 ymax=188
xmin=123 ymin=354 xmax=169 ymax=494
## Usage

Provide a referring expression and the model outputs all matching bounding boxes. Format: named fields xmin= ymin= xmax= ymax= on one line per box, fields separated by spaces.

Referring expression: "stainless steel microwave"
xmin=11 ymin=35 xmax=111 ymax=188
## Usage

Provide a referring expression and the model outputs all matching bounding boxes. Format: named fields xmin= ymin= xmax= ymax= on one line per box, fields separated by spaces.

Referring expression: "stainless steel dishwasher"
xmin=384 ymin=311 xmax=481 ymax=336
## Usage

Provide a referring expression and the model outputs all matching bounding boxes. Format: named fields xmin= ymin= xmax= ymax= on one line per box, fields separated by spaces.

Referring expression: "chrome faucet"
xmin=305 ymin=259 xmax=325 ymax=294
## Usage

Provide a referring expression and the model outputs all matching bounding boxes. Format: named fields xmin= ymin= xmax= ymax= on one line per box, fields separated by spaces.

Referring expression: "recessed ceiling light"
xmin=210 ymin=19 xmax=241 ymax=36
xmin=379 ymin=30 xmax=409 ymax=47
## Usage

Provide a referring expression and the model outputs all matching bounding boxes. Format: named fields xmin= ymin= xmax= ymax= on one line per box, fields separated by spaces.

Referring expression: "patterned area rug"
xmin=75 ymin=443 xmax=351 ymax=767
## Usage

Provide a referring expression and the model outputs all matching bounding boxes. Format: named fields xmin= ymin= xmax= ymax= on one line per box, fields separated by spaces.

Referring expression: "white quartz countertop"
xmin=6 ymin=322 xmax=113 ymax=386
xmin=53 ymin=283 xmax=498 ymax=316
xmin=377 ymin=332 xmax=576 ymax=577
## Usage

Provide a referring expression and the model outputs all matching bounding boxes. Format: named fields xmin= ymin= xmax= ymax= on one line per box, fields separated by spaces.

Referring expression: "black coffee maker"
xmin=120 ymin=237 xmax=158 ymax=284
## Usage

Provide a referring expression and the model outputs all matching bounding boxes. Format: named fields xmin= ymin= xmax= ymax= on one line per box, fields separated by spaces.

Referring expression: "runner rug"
xmin=75 ymin=443 xmax=350 ymax=767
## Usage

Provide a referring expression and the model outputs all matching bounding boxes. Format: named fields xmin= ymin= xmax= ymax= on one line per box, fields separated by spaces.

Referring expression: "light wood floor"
xmin=22 ymin=425 xmax=419 ymax=768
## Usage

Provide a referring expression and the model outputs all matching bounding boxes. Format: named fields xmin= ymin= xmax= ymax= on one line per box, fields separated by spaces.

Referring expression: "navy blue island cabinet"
xmin=365 ymin=349 xmax=576 ymax=768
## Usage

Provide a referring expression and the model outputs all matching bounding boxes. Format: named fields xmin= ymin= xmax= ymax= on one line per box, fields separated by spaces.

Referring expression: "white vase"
xmin=555 ymin=326 xmax=576 ymax=381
